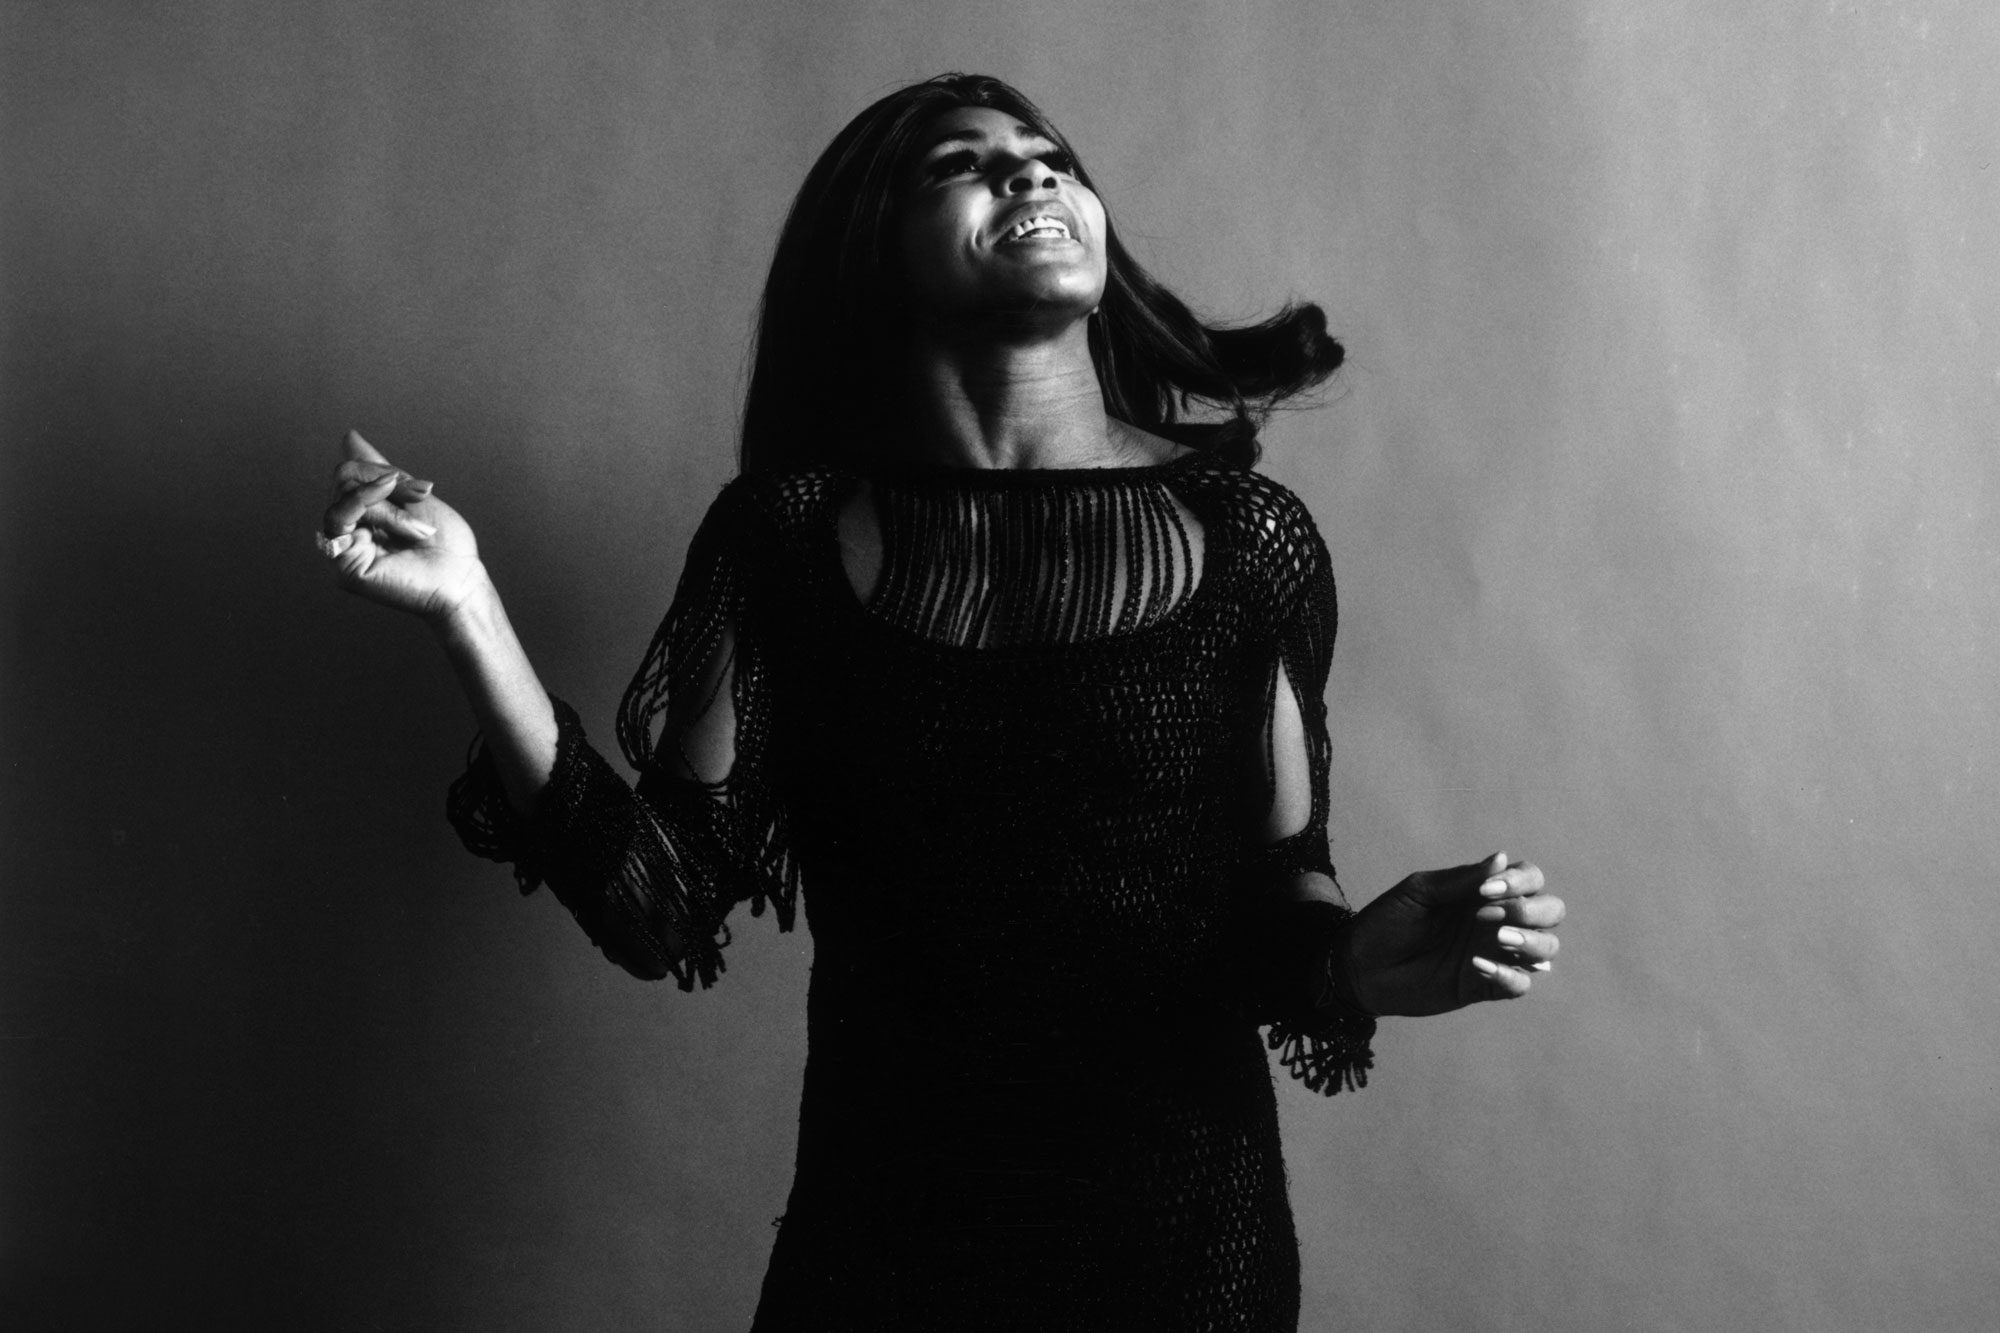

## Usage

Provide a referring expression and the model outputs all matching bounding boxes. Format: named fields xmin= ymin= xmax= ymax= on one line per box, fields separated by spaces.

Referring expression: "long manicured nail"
xmin=1529 ymin=961 xmax=1552 ymax=973
xmin=1471 ymin=956 xmax=1500 ymax=976
xmin=407 ymin=520 xmax=437 ymax=539
xmin=1479 ymin=878 xmax=1509 ymax=898
xmin=1497 ymin=927 xmax=1525 ymax=948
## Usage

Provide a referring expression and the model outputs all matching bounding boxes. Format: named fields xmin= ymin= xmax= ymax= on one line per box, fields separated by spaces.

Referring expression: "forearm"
xmin=431 ymin=576 xmax=733 ymax=984
xmin=1269 ymin=871 xmax=1372 ymax=1016
xmin=1253 ymin=876 xmax=1377 ymax=1095
xmin=429 ymin=566 xmax=558 ymax=818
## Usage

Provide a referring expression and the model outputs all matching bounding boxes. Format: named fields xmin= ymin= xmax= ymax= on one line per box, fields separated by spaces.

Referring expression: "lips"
xmin=1002 ymin=215 xmax=1072 ymax=242
xmin=993 ymin=201 xmax=1081 ymax=247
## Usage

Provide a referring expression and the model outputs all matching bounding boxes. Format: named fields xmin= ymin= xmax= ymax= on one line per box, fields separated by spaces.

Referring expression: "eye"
xmin=924 ymin=150 xmax=981 ymax=181
xmin=1038 ymin=148 xmax=1077 ymax=175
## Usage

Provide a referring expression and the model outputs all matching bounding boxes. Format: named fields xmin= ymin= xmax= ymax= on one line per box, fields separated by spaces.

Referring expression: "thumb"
xmin=344 ymin=428 xmax=390 ymax=466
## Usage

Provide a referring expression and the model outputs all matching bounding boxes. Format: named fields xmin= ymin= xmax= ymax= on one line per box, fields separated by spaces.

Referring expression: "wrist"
xmin=1325 ymin=922 xmax=1376 ymax=1019
xmin=425 ymin=563 xmax=502 ymax=644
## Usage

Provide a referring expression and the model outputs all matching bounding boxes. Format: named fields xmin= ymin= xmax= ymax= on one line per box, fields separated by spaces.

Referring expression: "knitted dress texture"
xmin=449 ymin=451 xmax=1374 ymax=1331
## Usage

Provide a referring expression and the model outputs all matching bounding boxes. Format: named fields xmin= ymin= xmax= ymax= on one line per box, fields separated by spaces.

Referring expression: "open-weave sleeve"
xmin=1238 ymin=497 xmax=1376 ymax=1095
xmin=445 ymin=482 xmax=797 ymax=989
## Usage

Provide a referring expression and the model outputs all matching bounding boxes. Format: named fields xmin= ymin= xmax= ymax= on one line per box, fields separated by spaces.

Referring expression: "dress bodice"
xmin=445 ymin=450 xmax=1375 ymax=1331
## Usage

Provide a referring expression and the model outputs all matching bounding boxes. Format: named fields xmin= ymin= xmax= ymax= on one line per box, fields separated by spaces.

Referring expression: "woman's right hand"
xmin=319 ymin=429 xmax=487 ymax=623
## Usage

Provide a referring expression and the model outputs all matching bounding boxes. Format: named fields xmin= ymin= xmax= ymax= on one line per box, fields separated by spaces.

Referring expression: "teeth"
xmin=1005 ymin=215 xmax=1071 ymax=241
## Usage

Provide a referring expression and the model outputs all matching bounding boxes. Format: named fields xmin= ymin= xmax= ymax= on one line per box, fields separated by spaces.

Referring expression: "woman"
xmin=319 ymin=74 xmax=1564 ymax=1331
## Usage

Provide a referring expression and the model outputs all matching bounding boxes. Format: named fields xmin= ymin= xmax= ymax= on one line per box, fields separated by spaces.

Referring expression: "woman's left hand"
xmin=1344 ymin=853 xmax=1563 ymax=1017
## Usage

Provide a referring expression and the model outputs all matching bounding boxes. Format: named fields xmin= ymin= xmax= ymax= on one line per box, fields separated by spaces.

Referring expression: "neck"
xmin=900 ymin=317 xmax=1148 ymax=470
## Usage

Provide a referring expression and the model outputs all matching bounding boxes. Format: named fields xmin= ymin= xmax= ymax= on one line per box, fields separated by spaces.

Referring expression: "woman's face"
xmin=897 ymin=106 xmax=1109 ymax=326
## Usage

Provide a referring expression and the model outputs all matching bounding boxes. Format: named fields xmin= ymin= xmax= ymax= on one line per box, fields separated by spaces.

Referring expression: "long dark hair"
xmin=739 ymin=74 xmax=1343 ymax=474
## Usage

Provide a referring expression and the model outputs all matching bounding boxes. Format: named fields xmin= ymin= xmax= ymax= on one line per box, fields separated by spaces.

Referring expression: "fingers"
xmin=1478 ymin=891 xmax=1566 ymax=930
xmin=333 ymin=429 xmax=433 ymax=502
xmin=1469 ymin=955 xmax=1535 ymax=1000
xmin=1405 ymin=851 xmax=1509 ymax=909
xmin=1492 ymin=924 xmax=1559 ymax=967
xmin=319 ymin=432 xmax=453 ymax=597
xmin=322 ymin=482 xmax=436 ymax=545
xmin=1477 ymin=857 xmax=1545 ymax=900
xmin=330 ymin=523 xmax=379 ymax=583
xmin=335 ymin=459 xmax=434 ymax=499
xmin=1417 ymin=851 xmax=1544 ymax=911
xmin=361 ymin=474 xmax=434 ymax=508
xmin=359 ymin=501 xmax=437 ymax=544
xmin=1474 ymin=859 xmax=1551 ymax=919
xmin=1471 ymin=857 xmax=1560 ymax=998
xmin=1471 ymin=892 xmax=1563 ymax=1001
xmin=334 ymin=440 xmax=433 ymax=510
xmin=1459 ymin=850 xmax=1508 ymax=882
xmin=323 ymin=472 xmax=401 ymax=536
xmin=344 ymin=428 xmax=390 ymax=466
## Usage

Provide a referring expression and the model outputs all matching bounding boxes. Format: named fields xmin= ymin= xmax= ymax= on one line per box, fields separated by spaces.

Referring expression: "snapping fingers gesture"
xmin=1345 ymin=853 xmax=1564 ymax=1017
xmin=318 ymin=430 xmax=485 ymax=622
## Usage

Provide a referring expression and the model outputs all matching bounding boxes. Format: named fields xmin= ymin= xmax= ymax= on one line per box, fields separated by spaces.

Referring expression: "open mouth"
xmin=998 ymin=214 xmax=1075 ymax=244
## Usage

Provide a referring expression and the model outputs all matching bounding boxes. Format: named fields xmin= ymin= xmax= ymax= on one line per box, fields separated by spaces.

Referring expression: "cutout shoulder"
xmin=1171 ymin=465 xmax=1329 ymax=611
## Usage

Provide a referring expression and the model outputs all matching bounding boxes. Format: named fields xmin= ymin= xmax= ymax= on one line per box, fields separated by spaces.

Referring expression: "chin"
xmin=911 ymin=268 xmax=1104 ymax=337
xmin=994 ymin=275 xmax=1102 ymax=319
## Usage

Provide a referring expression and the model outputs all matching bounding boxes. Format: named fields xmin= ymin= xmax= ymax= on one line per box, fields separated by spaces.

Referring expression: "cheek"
xmin=897 ymin=204 xmax=973 ymax=301
xmin=1079 ymin=196 xmax=1110 ymax=261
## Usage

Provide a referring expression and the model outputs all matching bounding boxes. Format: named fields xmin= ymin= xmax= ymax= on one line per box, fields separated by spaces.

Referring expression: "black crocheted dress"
xmin=449 ymin=451 xmax=1375 ymax=1331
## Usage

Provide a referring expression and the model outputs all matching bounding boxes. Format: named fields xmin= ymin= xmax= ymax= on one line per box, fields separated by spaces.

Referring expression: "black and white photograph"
xmin=3 ymin=4 xmax=1994 ymax=1329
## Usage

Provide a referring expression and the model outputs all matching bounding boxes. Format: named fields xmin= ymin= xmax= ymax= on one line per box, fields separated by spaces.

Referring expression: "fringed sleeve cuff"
xmin=1257 ymin=899 xmax=1377 ymax=1096
xmin=444 ymin=696 xmax=740 ymax=989
xmin=445 ymin=720 xmax=551 ymax=898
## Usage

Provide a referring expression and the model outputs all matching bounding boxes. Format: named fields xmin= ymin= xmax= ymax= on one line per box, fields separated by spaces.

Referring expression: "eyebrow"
xmin=916 ymin=121 xmax=1056 ymax=156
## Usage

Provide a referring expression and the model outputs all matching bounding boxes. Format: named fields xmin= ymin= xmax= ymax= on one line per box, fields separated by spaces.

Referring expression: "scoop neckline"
xmin=821 ymin=460 xmax=1229 ymax=660
xmin=862 ymin=448 xmax=1207 ymax=487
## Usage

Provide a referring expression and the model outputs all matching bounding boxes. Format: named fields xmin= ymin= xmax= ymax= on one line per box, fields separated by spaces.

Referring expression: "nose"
xmin=1003 ymin=156 xmax=1059 ymax=194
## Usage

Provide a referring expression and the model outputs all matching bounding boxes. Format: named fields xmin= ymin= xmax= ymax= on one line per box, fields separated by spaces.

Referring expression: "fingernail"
xmin=403 ymin=478 xmax=434 ymax=496
xmin=1497 ymin=927 xmax=1525 ymax=947
xmin=1471 ymin=956 xmax=1500 ymax=976
xmin=408 ymin=520 xmax=437 ymax=539
xmin=1529 ymin=961 xmax=1552 ymax=973
xmin=1479 ymin=878 xmax=1508 ymax=898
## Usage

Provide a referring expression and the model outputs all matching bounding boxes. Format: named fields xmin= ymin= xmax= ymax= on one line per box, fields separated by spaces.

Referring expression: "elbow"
xmin=603 ymin=922 xmax=690 ymax=984
xmin=612 ymin=951 xmax=675 ymax=983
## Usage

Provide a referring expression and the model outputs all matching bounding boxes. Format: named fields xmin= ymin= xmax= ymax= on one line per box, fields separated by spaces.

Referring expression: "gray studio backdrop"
xmin=5 ymin=2 xmax=1996 ymax=1329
